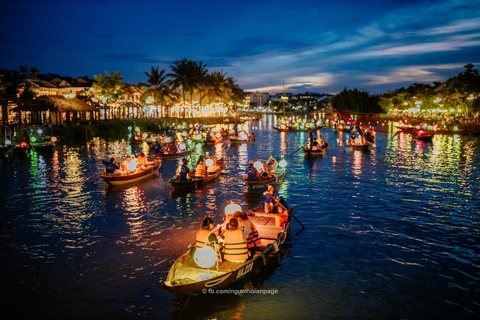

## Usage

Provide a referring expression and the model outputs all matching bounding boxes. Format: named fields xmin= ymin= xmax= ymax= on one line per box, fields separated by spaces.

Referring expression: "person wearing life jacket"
xmin=137 ymin=152 xmax=147 ymax=169
xmin=195 ymin=217 xmax=222 ymax=261
xmin=120 ymin=156 xmax=130 ymax=173
xmin=195 ymin=160 xmax=207 ymax=178
xmin=235 ymin=212 xmax=260 ymax=259
xmin=223 ymin=218 xmax=249 ymax=262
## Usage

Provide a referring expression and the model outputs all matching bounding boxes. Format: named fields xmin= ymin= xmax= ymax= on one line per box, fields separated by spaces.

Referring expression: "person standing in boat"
xmin=98 ymin=158 xmax=120 ymax=174
xmin=195 ymin=217 xmax=222 ymax=261
xmin=235 ymin=212 xmax=260 ymax=259
xmin=195 ymin=159 xmax=207 ymax=178
xmin=153 ymin=141 xmax=161 ymax=157
xmin=264 ymin=184 xmax=284 ymax=214
xmin=245 ymin=160 xmax=260 ymax=181
xmin=223 ymin=218 xmax=249 ymax=263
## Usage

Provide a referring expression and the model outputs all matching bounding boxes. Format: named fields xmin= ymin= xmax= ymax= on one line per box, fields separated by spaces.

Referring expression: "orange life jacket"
xmin=195 ymin=229 xmax=215 ymax=249
xmin=195 ymin=164 xmax=206 ymax=177
xmin=245 ymin=219 xmax=260 ymax=248
xmin=223 ymin=229 xmax=248 ymax=261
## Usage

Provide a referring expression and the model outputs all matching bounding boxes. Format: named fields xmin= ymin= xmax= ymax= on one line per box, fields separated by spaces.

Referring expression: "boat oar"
xmin=288 ymin=146 xmax=303 ymax=157
xmin=273 ymin=199 xmax=304 ymax=230
xmin=91 ymin=175 xmax=103 ymax=184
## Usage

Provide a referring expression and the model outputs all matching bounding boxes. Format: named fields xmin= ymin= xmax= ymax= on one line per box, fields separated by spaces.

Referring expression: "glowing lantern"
xmin=215 ymin=133 xmax=221 ymax=138
xmin=135 ymin=127 xmax=140 ymax=132
xmin=31 ymin=137 xmax=37 ymax=142
xmin=453 ymin=126 xmax=458 ymax=131
xmin=51 ymin=137 xmax=57 ymax=142
xmin=355 ymin=138 xmax=361 ymax=144
xmin=182 ymin=131 xmax=187 ymax=137
xmin=196 ymin=143 xmax=202 ymax=149
xmin=196 ymin=134 xmax=202 ymax=140
xmin=128 ymin=133 xmax=132 ymax=138
xmin=142 ymin=133 xmax=147 ymax=138
xmin=279 ymin=159 xmax=287 ymax=168
xmin=178 ymin=143 xmax=186 ymax=151
xmin=37 ymin=129 xmax=43 ymax=135
xmin=194 ymin=247 xmax=217 ymax=280
xmin=205 ymin=158 xmax=214 ymax=166
xmin=239 ymin=132 xmax=247 ymax=139
xmin=254 ymin=161 xmax=263 ymax=170
xmin=128 ymin=126 xmax=132 ymax=131
xmin=281 ymin=124 xmax=286 ymax=129
xmin=5 ymin=139 xmax=12 ymax=145
xmin=225 ymin=202 xmax=242 ymax=216
xmin=165 ymin=137 xmax=171 ymax=143
xmin=212 ymin=128 xmax=216 ymax=132
xmin=127 ymin=160 xmax=136 ymax=171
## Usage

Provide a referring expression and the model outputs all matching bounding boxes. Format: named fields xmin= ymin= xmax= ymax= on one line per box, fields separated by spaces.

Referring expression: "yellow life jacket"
xmin=223 ymin=229 xmax=248 ymax=261
xmin=195 ymin=164 xmax=207 ymax=177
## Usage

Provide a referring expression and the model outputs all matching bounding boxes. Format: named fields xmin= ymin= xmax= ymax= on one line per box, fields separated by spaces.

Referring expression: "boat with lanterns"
xmin=228 ymin=131 xmax=255 ymax=143
xmin=244 ymin=158 xmax=287 ymax=189
xmin=272 ymin=124 xmax=320 ymax=132
xmin=303 ymin=142 xmax=329 ymax=156
xmin=347 ymin=138 xmax=371 ymax=150
xmin=100 ymin=157 xmax=162 ymax=186
xmin=160 ymin=142 xmax=194 ymax=159
xmin=169 ymin=158 xmax=225 ymax=188
xmin=411 ymin=129 xmax=433 ymax=142
xmin=162 ymin=202 xmax=293 ymax=296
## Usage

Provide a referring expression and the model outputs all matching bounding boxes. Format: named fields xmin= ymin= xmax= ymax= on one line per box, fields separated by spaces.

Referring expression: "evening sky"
xmin=1 ymin=0 xmax=480 ymax=94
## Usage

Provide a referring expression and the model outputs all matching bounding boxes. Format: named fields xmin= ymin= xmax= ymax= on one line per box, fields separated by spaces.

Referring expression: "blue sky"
xmin=1 ymin=0 xmax=479 ymax=94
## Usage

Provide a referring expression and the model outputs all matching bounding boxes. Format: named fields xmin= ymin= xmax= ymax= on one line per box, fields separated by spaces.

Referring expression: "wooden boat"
xmin=303 ymin=143 xmax=328 ymax=156
xmin=412 ymin=129 xmax=433 ymax=142
xmin=169 ymin=159 xmax=225 ymax=188
xmin=160 ymin=148 xmax=193 ymax=159
xmin=162 ymin=204 xmax=293 ymax=296
xmin=348 ymin=139 xmax=371 ymax=150
xmin=364 ymin=134 xmax=376 ymax=143
xmin=100 ymin=159 xmax=162 ymax=186
xmin=129 ymin=137 xmax=145 ymax=145
xmin=32 ymin=143 xmax=55 ymax=153
xmin=272 ymin=125 xmax=320 ymax=132
xmin=244 ymin=165 xmax=286 ymax=189
xmin=228 ymin=135 xmax=255 ymax=143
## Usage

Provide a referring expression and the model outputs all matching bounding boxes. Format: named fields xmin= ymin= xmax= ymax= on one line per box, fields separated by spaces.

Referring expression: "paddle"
xmin=272 ymin=198 xmax=305 ymax=230
xmin=288 ymin=146 xmax=303 ymax=157
xmin=91 ymin=175 xmax=102 ymax=185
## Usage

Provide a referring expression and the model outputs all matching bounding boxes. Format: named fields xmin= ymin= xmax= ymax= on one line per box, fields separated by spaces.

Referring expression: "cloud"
xmin=364 ymin=64 xmax=468 ymax=85
xmin=416 ymin=17 xmax=480 ymax=36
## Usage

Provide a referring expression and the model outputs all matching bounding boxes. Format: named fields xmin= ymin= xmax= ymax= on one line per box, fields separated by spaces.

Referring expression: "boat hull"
xmin=169 ymin=160 xmax=224 ymax=188
xmin=161 ymin=149 xmax=193 ymax=159
xmin=101 ymin=161 xmax=161 ymax=186
xmin=244 ymin=168 xmax=286 ymax=189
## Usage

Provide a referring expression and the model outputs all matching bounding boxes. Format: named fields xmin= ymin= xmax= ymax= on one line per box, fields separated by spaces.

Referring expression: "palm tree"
xmin=168 ymin=59 xmax=192 ymax=117
xmin=140 ymin=66 xmax=172 ymax=117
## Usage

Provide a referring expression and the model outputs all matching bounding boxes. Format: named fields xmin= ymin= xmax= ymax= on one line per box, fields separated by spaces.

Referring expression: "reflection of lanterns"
xmin=225 ymin=202 xmax=242 ymax=216
xmin=205 ymin=158 xmax=214 ymax=166
xmin=165 ymin=137 xmax=171 ymax=143
xmin=51 ymin=137 xmax=57 ymax=142
xmin=254 ymin=161 xmax=263 ymax=170
xmin=178 ymin=143 xmax=186 ymax=151
xmin=31 ymin=137 xmax=37 ymax=142
xmin=279 ymin=159 xmax=287 ymax=168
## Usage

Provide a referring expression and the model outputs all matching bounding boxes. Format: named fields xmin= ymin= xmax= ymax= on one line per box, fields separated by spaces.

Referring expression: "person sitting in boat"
xmin=120 ymin=156 xmax=130 ymax=172
xmin=248 ymin=133 xmax=255 ymax=140
xmin=99 ymin=158 xmax=120 ymax=174
xmin=245 ymin=160 xmax=260 ymax=181
xmin=223 ymin=218 xmax=249 ymax=263
xmin=195 ymin=217 xmax=222 ymax=261
xmin=137 ymin=152 xmax=148 ymax=169
xmin=312 ymin=137 xmax=320 ymax=151
xmin=235 ymin=212 xmax=260 ymax=259
xmin=153 ymin=141 xmax=161 ymax=156
xmin=264 ymin=184 xmax=284 ymax=214
xmin=195 ymin=160 xmax=207 ymax=178
xmin=233 ymin=122 xmax=238 ymax=137
xmin=179 ymin=158 xmax=193 ymax=181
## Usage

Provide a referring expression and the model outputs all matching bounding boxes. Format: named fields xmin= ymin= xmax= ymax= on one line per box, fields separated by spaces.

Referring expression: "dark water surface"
xmin=1 ymin=115 xmax=479 ymax=319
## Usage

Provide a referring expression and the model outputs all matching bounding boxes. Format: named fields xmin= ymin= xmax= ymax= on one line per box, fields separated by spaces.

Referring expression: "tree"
xmin=93 ymin=70 xmax=125 ymax=119
xmin=332 ymin=88 xmax=381 ymax=113
xmin=140 ymin=66 xmax=173 ymax=117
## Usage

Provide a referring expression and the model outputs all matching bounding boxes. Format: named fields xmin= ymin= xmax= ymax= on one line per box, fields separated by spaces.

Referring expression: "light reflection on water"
xmin=1 ymin=116 xmax=479 ymax=319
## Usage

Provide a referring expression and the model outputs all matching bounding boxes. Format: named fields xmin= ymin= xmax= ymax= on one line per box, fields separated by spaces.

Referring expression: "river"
xmin=1 ymin=115 xmax=479 ymax=319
